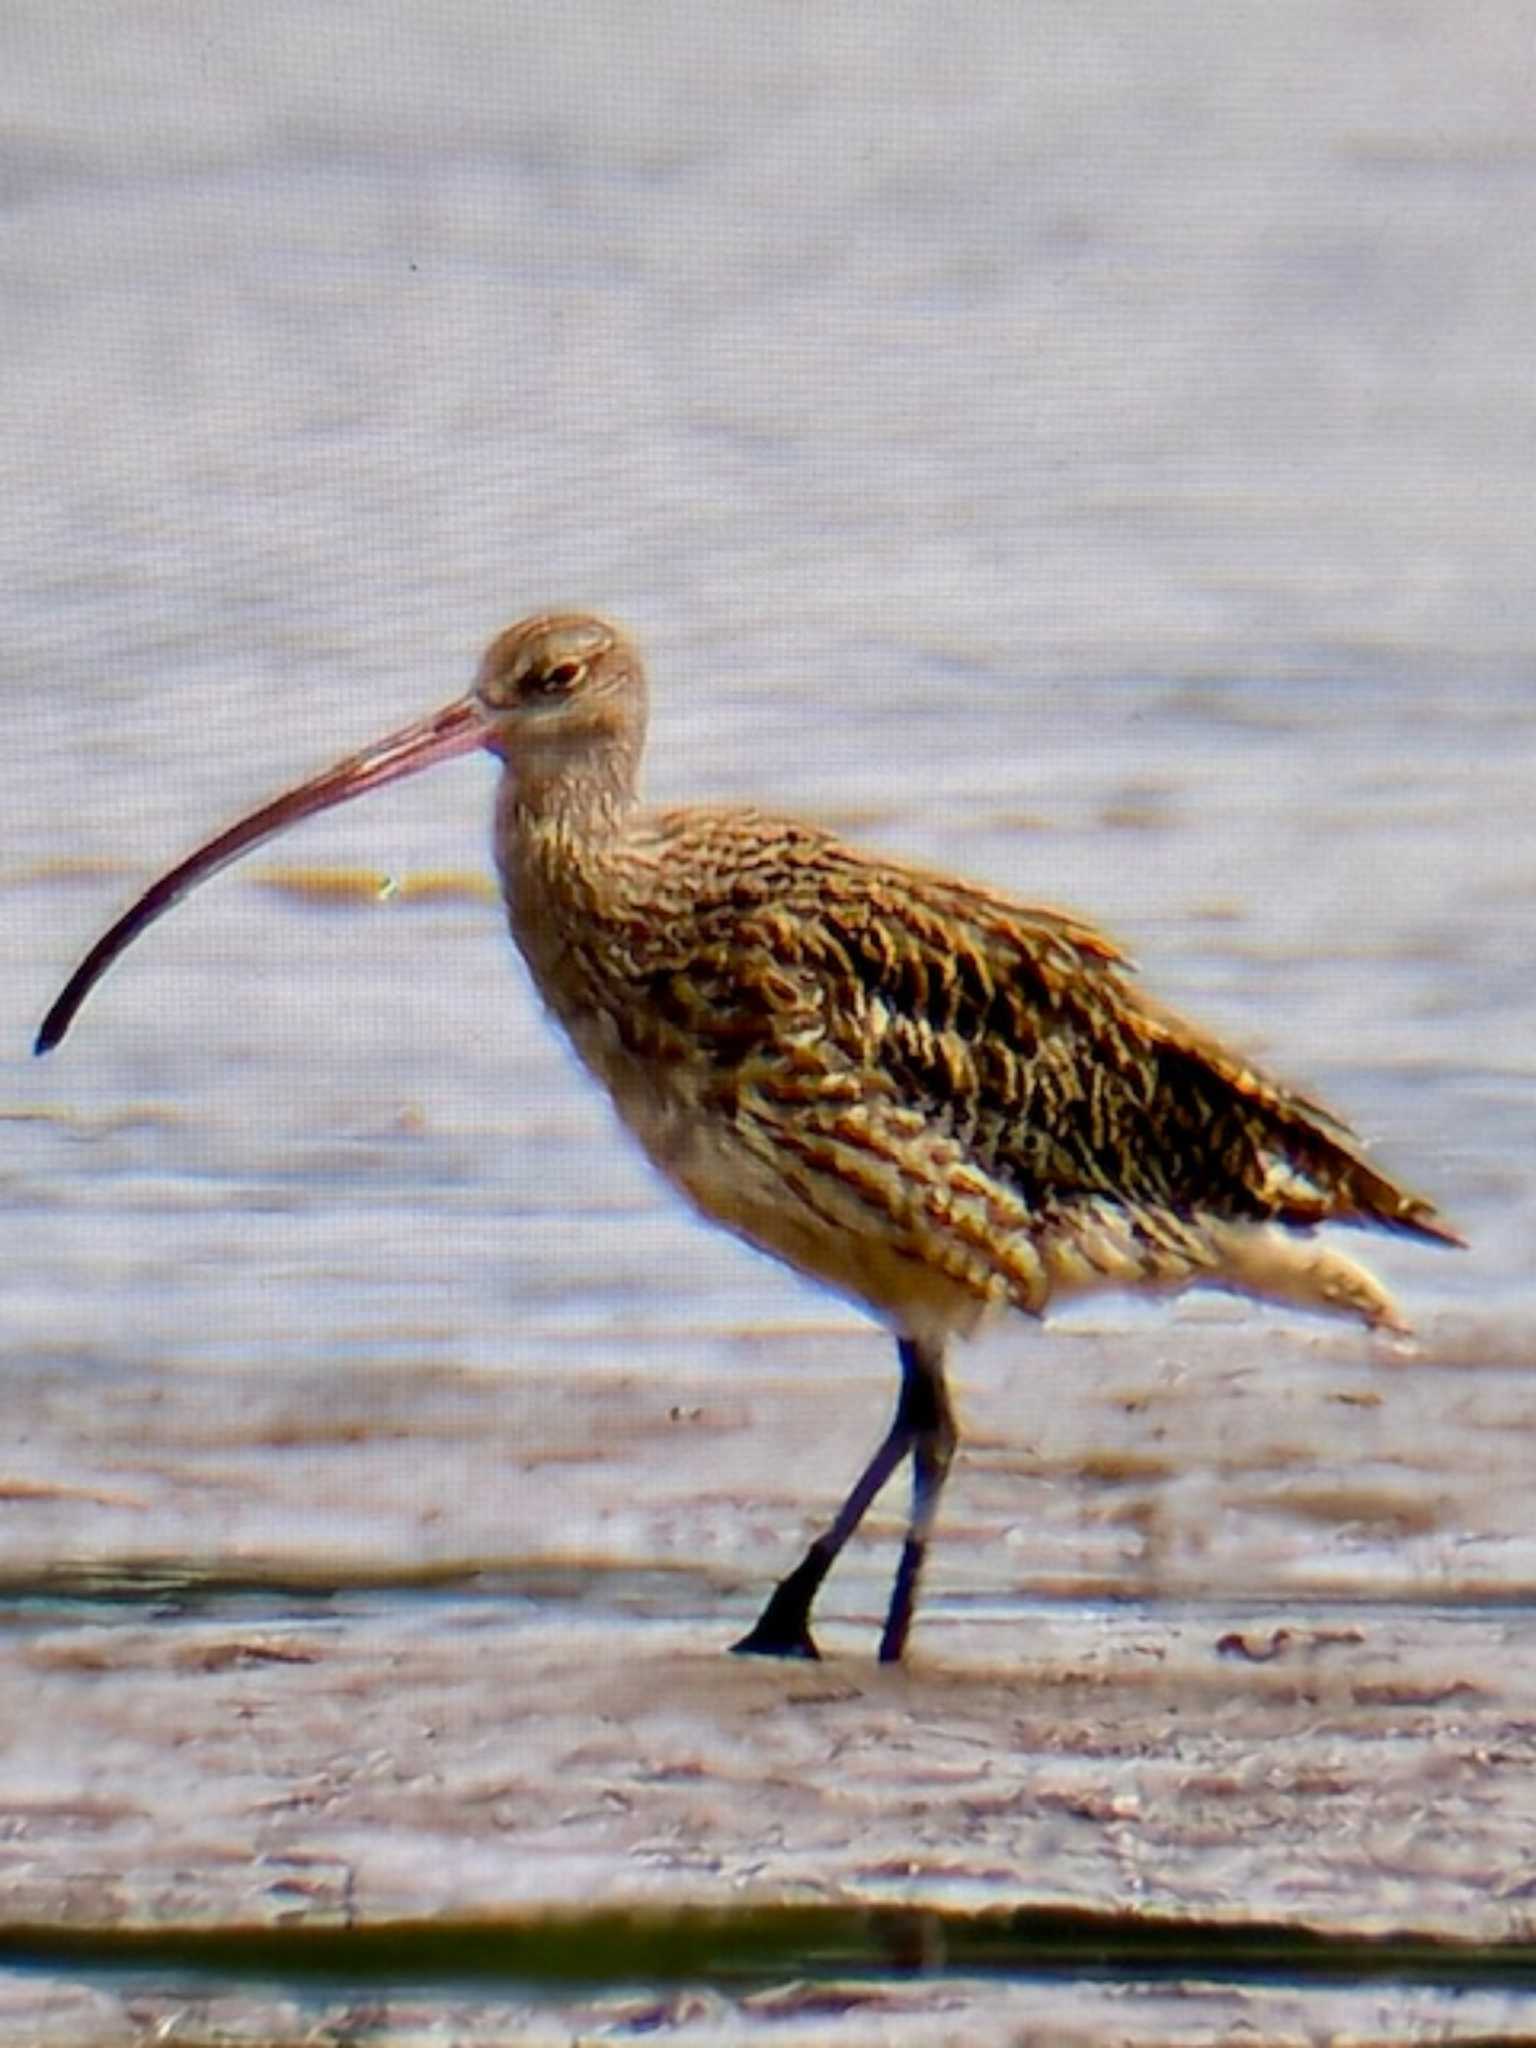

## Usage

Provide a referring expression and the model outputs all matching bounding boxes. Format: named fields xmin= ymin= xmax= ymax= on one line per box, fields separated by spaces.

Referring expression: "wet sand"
xmin=2 ymin=1312 xmax=1536 ymax=2038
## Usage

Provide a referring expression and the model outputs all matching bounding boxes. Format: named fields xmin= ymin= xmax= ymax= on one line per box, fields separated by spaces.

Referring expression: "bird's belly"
xmin=581 ymin=1057 xmax=999 ymax=1342
xmin=665 ymin=1115 xmax=997 ymax=1343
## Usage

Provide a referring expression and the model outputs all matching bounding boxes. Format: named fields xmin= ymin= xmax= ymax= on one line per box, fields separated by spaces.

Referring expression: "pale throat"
xmin=492 ymin=731 xmax=645 ymax=921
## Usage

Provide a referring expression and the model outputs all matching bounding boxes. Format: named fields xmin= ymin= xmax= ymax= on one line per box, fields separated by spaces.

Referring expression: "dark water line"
xmin=4 ymin=1905 xmax=1536 ymax=1999
xmin=2 ymin=1558 xmax=1535 ymax=1627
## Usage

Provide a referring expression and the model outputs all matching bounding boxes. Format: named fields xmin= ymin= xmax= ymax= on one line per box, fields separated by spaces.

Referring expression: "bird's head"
xmin=473 ymin=614 xmax=647 ymax=768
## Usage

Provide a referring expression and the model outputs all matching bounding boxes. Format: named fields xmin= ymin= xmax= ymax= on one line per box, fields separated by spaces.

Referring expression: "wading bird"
xmin=37 ymin=614 xmax=1462 ymax=1662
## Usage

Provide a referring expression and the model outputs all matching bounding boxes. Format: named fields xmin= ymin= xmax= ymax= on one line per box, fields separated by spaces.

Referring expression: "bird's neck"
xmin=493 ymin=737 xmax=642 ymax=943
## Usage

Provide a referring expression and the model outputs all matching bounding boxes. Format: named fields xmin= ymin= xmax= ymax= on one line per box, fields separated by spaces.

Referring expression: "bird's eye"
xmin=529 ymin=659 xmax=583 ymax=695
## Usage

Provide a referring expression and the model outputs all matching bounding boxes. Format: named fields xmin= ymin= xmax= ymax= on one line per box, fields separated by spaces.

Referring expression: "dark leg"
xmin=731 ymin=1336 xmax=951 ymax=1663
xmin=877 ymin=1338 xmax=955 ymax=1665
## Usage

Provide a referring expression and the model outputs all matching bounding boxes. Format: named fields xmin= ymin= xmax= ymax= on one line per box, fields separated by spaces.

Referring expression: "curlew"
xmin=37 ymin=614 xmax=1463 ymax=1663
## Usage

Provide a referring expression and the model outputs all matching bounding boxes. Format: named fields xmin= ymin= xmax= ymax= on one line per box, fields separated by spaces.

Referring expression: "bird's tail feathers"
xmin=1259 ymin=1114 xmax=1464 ymax=1249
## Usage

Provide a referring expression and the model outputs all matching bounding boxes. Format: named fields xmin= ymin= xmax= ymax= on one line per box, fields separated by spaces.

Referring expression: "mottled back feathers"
xmin=501 ymin=796 xmax=1458 ymax=1334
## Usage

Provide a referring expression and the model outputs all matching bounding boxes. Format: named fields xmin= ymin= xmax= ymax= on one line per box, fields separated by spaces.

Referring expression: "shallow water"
xmin=4 ymin=1 xmax=1536 ymax=2038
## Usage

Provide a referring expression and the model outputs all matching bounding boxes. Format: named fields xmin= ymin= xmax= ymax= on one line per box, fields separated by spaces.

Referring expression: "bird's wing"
xmin=626 ymin=810 xmax=1459 ymax=1250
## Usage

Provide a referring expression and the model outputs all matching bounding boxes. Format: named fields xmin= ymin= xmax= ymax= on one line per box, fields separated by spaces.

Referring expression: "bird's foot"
xmin=729 ymin=1568 xmax=824 ymax=1660
xmin=730 ymin=1618 xmax=821 ymax=1660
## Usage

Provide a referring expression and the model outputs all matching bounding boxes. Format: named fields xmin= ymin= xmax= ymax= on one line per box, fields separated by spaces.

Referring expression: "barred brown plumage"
xmin=36 ymin=612 xmax=1464 ymax=1664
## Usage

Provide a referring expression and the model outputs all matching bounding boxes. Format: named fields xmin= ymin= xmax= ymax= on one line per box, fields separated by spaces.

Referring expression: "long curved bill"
xmin=35 ymin=693 xmax=491 ymax=1055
